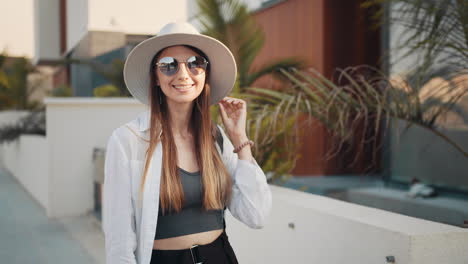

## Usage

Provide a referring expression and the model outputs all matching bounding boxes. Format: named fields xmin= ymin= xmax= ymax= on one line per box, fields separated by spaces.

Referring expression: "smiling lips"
xmin=172 ymin=84 xmax=194 ymax=91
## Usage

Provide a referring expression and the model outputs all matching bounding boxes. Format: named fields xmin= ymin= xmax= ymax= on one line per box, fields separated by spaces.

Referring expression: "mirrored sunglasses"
xmin=155 ymin=56 xmax=209 ymax=76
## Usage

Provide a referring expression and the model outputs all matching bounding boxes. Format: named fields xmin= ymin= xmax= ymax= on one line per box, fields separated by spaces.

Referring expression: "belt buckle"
xmin=190 ymin=244 xmax=203 ymax=264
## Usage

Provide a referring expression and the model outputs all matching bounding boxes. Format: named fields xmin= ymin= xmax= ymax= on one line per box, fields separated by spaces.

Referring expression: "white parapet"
xmin=43 ymin=97 xmax=147 ymax=218
xmin=0 ymin=110 xmax=30 ymax=168
xmin=2 ymin=135 xmax=48 ymax=210
xmin=225 ymin=185 xmax=468 ymax=264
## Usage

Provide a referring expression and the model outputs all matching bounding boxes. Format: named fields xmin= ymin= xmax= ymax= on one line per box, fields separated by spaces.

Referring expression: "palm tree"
xmin=362 ymin=0 xmax=467 ymax=78
xmin=194 ymin=0 xmax=304 ymax=181
xmin=250 ymin=65 xmax=467 ymax=168
xmin=195 ymin=0 xmax=303 ymax=92
xmin=358 ymin=0 xmax=468 ymax=158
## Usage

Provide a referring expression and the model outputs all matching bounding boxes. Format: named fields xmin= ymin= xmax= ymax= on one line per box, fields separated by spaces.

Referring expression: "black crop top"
xmin=154 ymin=126 xmax=226 ymax=240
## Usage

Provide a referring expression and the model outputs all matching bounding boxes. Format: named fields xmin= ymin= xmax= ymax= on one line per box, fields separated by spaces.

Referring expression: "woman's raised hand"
xmin=218 ymin=97 xmax=247 ymax=139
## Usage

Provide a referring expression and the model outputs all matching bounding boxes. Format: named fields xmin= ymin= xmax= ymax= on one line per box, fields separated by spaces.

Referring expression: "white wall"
xmin=88 ymin=0 xmax=188 ymax=34
xmin=3 ymin=135 xmax=49 ymax=210
xmin=44 ymin=97 xmax=146 ymax=217
xmin=0 ymin=110 xmax=48 ymax=213
xmin=1 ymin=100 xmax=146 ymax=218
xmin=389 ymin=2 xmax=420 ymax=75
xmin=0 ymin=110 xmax=48 ymax=208
xmin=66 ymin=0 xmax=189 ymax=54
xmin=33 ymin=0 xmax=60 ymax=64
xmin=0 ymin=0 xmax=59 ymax=63
xmin=0 ymin=0 xmax=35 ymax=58
xmin=388 ymin=2 xmax=456 ymax=76
xmin=0 ymin=111 xmax=30 ymax=167
xmin=225 ymin=185 xmax=468 ymax=264
xmin=0 ymin=110 xmax=30 ymax=126
xmin=66 ymin=0 xmax=89 ymax=55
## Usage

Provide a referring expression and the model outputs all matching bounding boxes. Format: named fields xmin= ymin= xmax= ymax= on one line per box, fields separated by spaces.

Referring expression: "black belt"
xmin=188 ymin=232 xmax=226 ymax=264
xmin=189 ymin=244 xmax=204 ymax=264
xmin=153 ymin=227 xmax=229 ymax=264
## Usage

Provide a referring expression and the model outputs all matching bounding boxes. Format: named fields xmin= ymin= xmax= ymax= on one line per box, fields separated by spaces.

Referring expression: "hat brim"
xmin=123 ymin=33 xmax=237 ymax=106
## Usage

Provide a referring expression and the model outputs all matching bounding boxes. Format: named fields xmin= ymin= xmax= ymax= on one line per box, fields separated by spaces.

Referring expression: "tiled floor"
xmin=0 ymin=167 xmax=97 ymax=264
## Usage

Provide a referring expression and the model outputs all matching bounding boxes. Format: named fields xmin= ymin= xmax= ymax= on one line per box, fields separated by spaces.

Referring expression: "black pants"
xmin=150 ymin=229 xmax=239 ymax=264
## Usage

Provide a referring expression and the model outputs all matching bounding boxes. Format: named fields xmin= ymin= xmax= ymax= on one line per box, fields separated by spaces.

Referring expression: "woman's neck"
xmin=167 ymin=101 xmax=194 ymax=138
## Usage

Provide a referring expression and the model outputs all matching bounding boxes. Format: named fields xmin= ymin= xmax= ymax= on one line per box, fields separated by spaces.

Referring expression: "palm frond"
xmin=363 ymin=0 xmax=468 ymax=72
xmin=257 ymin=66 xmax=468 ymax=159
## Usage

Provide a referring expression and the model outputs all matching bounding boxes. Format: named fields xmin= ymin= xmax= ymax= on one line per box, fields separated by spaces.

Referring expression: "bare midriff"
xmin=153 ymin=229 xmax=223 ymax=250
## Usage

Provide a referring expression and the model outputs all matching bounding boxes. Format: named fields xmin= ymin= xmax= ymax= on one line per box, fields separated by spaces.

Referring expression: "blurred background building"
xmin=1 ymin=1 xmax=468 ymax=263
xmin=1 ymin=0 xmax=466 ymax=190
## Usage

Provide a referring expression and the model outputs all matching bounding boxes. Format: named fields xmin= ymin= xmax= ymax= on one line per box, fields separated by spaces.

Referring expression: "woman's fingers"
xmin=219 ymin=97 xmax=246 ymax=120
xmin=222 ymin=97 xmax=243 ymax=109
xmin=219 ymin=100 xmax=229 ymax=115
xmin=218 ymin=100 xmax=230 ymax=120
xmin=220 ymin=98 xmax=235 ymax=115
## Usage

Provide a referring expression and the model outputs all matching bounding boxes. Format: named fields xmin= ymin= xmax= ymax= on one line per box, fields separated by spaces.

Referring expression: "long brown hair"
xmin=138 ymin=45 xmax=232 ymax=215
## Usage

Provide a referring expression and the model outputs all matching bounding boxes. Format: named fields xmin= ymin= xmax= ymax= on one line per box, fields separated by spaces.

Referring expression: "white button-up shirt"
xmin=102 ymin=110 xmax=273 ymax=264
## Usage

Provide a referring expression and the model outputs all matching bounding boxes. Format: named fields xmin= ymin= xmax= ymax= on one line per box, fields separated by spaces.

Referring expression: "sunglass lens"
xmin=187 ymin=56 xmax=208 ymax=75
xmin=157 ymin=57 xmax=178 ymax=76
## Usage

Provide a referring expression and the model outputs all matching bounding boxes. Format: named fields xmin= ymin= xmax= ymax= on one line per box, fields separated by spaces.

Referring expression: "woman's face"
xmin=154 ymin=45 xmax=207 ymax=106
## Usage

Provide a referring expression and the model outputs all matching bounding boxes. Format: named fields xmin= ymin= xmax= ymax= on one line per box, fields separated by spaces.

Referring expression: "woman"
xmin=103 ymin=22 xmax=272 ymax=264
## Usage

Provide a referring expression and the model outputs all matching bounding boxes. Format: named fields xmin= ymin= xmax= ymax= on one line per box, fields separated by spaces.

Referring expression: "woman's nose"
xmin=176 ymin=62 xmax=191 ymax=81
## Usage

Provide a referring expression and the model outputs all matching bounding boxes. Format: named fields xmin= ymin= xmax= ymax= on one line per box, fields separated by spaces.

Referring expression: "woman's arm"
xmin=217 ymin=124 xmax=273 ymax=229
xmin=102 ymin=131 xmax=138 ymax=264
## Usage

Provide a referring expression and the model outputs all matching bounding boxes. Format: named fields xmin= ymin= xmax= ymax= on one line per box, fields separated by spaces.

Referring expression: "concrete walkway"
xmin=0 ymin=167 xmax=104 ymax=264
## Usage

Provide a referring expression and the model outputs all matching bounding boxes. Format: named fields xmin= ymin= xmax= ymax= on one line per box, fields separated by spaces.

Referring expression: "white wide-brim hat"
xmin=123 ymin=22 xmax=237 ymax=106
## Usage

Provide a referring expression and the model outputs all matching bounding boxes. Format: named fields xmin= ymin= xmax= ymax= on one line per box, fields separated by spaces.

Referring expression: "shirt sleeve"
xmin=217 ymin=125 xmax=273 ymax=229
xmin=102 ymin=131 xmax=138 ymax=264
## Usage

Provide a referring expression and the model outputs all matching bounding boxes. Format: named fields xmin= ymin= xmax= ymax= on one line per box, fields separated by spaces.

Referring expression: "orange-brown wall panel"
xmin=252 ymin=0 xmax=328 ymax=176
xmin=252 ymin=0 xmax=325 ymax=74
xmin=250 ymin=0 xmax=381 ymax=176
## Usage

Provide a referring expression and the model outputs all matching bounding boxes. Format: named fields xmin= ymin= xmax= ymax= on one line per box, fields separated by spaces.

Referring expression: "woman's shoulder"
xmin=107 ymin=111 xmax=150 ymax=161
xmin=110 ymin=111 xmax=150 ymax=145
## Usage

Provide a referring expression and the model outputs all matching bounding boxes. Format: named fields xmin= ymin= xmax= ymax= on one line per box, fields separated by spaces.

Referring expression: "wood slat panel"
xmin=250 ymin=0 xmax=382 ymax=176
